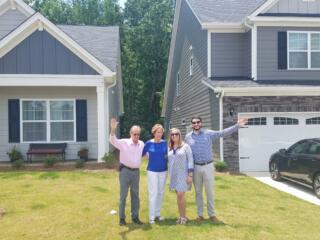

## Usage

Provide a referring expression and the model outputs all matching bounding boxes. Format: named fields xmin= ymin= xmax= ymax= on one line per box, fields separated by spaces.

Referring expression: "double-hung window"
xmin=21 ymin=100 xmax=75 ymax=142
xmin=288 ymin=31 xmax=320 ymax=69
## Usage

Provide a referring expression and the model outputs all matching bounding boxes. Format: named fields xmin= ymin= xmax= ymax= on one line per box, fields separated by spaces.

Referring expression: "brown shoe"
xmin=209 ymin=216 xmax=220 ymax=223
xmin=196 ymin=216 xmax=204 ymax=221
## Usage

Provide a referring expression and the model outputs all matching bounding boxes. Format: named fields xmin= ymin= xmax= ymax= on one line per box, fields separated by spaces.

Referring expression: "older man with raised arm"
xmin=109 ymin=118 xmax=144 ymax=226
xmin=185 ymin=116 xmax=247 ymax=222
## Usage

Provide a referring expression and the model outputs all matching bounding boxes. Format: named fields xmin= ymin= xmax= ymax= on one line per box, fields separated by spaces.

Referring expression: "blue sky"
xmin=119 ymin=0 xmax=127 ymax=8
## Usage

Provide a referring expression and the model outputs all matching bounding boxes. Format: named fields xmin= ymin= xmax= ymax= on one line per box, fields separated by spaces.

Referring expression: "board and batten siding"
xmin=0 ymin=9 xmax=28 ymax=40
xmin=257 ymin=26 xmax=320 ymax=80
xmin=211 ymin=32 xmax=251 ymax=78
xmin=0 ymin=30 xmax=98 ymax=75
xmin=166 ymin=0 xmax=213 ymax=137
xmin=266 ymin=0 xmax=320 ymax=14
xmin=0 ymin=87 xmax=98 ymax=162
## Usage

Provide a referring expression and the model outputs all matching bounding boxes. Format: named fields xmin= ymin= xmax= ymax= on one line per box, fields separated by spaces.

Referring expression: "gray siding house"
xmin=0 ymin=0 xmax=123 ymax=162
xmin=163 ymin=0 xmax=320 ymax=172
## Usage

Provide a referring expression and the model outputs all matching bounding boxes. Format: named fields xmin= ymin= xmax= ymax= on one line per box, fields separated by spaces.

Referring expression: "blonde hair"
xmin=168 ymin=128 xmax=184 ymax=151
xmin=151 ymin=124 xmax=164 ymax=135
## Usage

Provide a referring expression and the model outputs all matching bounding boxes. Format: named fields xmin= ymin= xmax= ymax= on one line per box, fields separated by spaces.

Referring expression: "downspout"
xmin=104 ymin=75 xmax=117 ymax=160
xmin=244 ymin=18 xmax=257 ymax=80
xmin=218 ymin=89 xmax=225 ymax=162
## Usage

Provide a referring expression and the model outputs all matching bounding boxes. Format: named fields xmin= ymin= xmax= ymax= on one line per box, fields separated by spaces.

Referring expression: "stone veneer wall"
xmin=222 ymin=96 xmax=320 ymax=172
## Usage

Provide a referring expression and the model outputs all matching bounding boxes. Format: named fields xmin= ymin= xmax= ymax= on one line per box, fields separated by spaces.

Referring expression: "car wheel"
xmin=313 ymin=173 xmax=320 ymax=199
xmin=270 ymin=161 xmax=281 ymax=181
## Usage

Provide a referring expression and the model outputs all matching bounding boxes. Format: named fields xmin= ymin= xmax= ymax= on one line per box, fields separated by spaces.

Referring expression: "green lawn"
xmin=0 ymin=163 xmax=319 ymax=240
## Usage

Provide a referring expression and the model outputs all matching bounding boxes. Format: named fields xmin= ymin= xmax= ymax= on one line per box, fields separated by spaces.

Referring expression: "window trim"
xmin=176 ymin=72 xmax=180 ymax=97
xmin=287 ymin=31 xmax=320 ymax=70
xmin=20 ymin=99 xmax=76 ymax=143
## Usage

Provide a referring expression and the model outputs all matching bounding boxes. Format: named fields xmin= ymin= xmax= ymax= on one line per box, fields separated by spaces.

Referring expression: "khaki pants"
xmin=193 ymin=163 xmax=214 ymax=217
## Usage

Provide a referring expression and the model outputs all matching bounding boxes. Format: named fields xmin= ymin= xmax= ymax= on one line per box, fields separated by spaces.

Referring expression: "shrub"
xmin=77 ymin=147 xmax=89 ymax=161
xmin=44 ymin=156 xmax=59 ymax=168
xmin=75 ymin=159 xmax=85 ymax=168
xmin=102 ymin=152 xmax=116 ymax=166
xmin=11 ymin=159 xmax=24 ymax=169
xmin=7 ymin=147 xmax=23 ymax=162
xmin=215 ymin=161 xmax=228 ymax=172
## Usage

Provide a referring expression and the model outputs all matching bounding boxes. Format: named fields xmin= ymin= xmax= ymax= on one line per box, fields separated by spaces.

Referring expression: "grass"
xmin=0 ymin=162 xmax=319 ymax=240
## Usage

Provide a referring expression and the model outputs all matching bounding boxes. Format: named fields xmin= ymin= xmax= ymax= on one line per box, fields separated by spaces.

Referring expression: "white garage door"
xmin=239 ymin=112 xmax=320 ymax=172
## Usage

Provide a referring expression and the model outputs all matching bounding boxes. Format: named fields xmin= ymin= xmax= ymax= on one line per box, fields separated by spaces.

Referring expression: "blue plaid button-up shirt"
xmin=185 ymin=124 xmax=239 ymax=164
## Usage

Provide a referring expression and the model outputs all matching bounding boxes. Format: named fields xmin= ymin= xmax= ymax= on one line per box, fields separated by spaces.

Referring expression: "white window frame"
xmin=176 ymin=72 xmax=180 ymax=96
xmin=288 ymin=31 xmax=320 ymax=70
xmin=189 ymin=55 xmax=193 ymax=76
xmin=20 ymin=99 xmax=76 ymax=143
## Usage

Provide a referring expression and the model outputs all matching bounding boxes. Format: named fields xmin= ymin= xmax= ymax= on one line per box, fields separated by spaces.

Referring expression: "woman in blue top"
xmin=142 ymin=124 xmax=168 ymax=224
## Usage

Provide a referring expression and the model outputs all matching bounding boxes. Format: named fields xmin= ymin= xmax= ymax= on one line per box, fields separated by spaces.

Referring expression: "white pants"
xmin=147 ymin=170 xmax=167 ymax=221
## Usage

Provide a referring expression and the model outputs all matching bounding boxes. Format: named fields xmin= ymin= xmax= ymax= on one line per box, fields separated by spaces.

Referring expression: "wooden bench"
xmin=27 ymin=143 xmax=67 ymax=163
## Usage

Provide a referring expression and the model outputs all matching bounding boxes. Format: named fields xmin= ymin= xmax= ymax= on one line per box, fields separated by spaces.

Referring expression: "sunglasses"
xmin=191 ymin=121 xmax=201 ymax=124
xmin=170 ymin=133 xmax=180 ymax=136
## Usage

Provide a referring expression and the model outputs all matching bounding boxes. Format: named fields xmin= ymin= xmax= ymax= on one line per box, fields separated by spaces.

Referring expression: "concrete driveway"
xmin=244 ymin=172 xmax=320 ymax=206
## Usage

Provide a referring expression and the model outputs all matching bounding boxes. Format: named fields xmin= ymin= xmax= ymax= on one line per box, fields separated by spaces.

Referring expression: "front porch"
xmin=0 ymin=75 xmax=114 ymax=162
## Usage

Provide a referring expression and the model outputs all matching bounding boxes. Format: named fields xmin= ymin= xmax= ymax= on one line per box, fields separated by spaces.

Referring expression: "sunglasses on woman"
xmin=170 ymin=133 xmax=180 ymax=136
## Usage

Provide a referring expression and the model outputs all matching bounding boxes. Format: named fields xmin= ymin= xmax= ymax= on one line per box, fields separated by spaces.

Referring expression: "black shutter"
xmin=278 ymin=31 xmax=287 ymax=69
xmin=8 ymin=99 xmax=20 ymax=143
xmin=76 ymin=100 xmax=87 ymax=142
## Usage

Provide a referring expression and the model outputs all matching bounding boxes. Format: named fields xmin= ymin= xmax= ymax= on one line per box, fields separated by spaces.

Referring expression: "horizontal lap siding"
xmin=0 ymin=87 xmax=98 ymax=162
xmin=166 ymin=0 xmax=212 ymax=138
xmin=212 ymin=32 xmax=251 ymax=78
xmin=257 ymin=26 xmax=320 ymax=80
xmin=0 ymin=10 xmax=27 ymax=39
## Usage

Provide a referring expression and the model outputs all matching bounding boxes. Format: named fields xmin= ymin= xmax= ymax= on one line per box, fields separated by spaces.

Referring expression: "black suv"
xmin=269 ymin=138 xmax=320 ymax=199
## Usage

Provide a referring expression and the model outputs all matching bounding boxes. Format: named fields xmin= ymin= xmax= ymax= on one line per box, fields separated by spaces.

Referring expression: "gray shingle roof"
xmin=187 ymin=0 xmax=267 ymax=23
xmin=204 ymin=78 xmax=320 ymax=88
xmin=58 ymin=25 xmax=119 ymax=72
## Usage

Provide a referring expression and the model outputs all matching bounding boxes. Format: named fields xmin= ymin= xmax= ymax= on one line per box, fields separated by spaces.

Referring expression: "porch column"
xmin=96 ymin=85 xmax=108 ymax=162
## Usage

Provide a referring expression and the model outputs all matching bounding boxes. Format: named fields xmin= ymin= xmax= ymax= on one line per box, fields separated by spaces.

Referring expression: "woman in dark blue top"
xmin=142 ymin=124 xmax=168 ymax=224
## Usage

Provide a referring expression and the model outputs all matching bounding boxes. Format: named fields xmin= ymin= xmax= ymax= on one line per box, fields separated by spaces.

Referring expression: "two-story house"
xmin=162 ymin=0 xmax=320 ymax=172
xmin=0 ymin=0 xmax=123 ymax=162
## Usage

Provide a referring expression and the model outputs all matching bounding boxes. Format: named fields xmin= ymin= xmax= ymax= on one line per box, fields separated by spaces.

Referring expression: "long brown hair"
xmin=168 ymin=128 xmax=184 ymax=151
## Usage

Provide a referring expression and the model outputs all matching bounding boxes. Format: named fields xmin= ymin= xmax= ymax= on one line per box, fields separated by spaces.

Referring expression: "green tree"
xmin=25 ymin=0 xmax=122 ymax=26
xmin=121 ymin=0 xmax=173 ymax=139
xmin=25 ymin=0 xmax=73 ymax=24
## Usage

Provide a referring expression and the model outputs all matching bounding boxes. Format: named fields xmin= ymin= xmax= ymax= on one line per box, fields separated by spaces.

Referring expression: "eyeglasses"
xmin=191 ymin=121 xmax=201 ymax=124
xmin=170 ymin=133 xmax=179 ymax=136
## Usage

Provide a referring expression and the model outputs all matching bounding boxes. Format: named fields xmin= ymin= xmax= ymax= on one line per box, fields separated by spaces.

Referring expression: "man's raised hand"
xmin=110 ymin=118 xmax=119 ymax=131
xmin=238 ymin=117 xmax=248 ymax=127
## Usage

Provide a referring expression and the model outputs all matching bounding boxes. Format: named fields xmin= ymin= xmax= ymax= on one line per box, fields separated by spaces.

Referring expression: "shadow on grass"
xmin=119 ymin=222 xmax=152 ymax=240
xmin=156 ymin=217 xmax=227 ymax=227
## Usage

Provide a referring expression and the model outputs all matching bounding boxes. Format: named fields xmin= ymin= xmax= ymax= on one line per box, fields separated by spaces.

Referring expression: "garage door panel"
xmin=239 ymin=113 xmax=320 ymax=172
